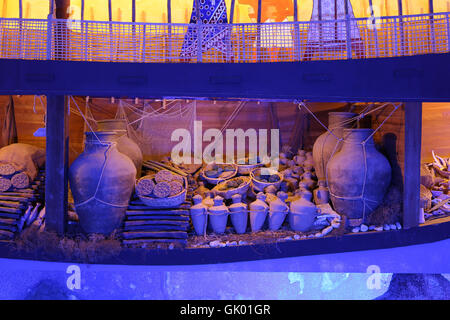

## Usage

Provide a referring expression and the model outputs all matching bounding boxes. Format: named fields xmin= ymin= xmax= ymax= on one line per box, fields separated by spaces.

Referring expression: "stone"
xmin=321 ymin=226 xmax=333 ymax=236
xmin=293 ymin=234 xmax=301 ymax=240
xmin=369 ymin=225 xmax=376 ymax=231
xmin=331 ymin=221 xmax=340 ymax=229
xmin=375 ymin=226 xmax=383 ymax=231
xmin=314 ymin=232 xmax=323 ymax=238
xmin=383 ymin=224 xmax=391 ymax=231
xmin=360 ymin=224 xmax=369 ymax=232
xmin=209 ymin=240 xmax=222 ymax=248
xmin=395 ymin=222 xmax=402 ymax=230
xmin=351 ymin=227 xmax=360 ymax=233
xmin=389 ymin=224 xmax=397 ymax=230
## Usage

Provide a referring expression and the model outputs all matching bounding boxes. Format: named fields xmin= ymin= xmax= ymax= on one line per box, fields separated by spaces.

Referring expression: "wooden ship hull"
xmin=0 ymin=1 xmax=449 ymax=267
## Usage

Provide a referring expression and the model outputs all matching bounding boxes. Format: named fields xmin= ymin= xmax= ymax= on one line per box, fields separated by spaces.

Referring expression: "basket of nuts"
xmin=212 ymin=176 xmax=251 ymax=200
xmin=135 ymin=170 xmax=187 ymax=208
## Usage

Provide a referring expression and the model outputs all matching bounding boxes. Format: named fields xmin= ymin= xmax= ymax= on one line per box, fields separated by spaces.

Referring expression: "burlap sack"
xmin=0 ymin=143 xmax=45 ymax=181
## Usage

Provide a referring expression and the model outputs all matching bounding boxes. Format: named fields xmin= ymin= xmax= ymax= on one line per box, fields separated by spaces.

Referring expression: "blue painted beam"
xmin=0 ymin=53 xmax=449 ymax=101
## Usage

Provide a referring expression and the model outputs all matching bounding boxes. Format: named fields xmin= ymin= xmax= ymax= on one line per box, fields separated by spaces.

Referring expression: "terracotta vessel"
xmin=208 ymin=196 xmax=229 ymax=234
xmin=249 ymin=192 xmax=269 ymax=232
xmin=313 ymin=180 xmax=330 ymax=205
xmin=190 ymin=194 xmax=208 ymax=236
xmin=289 ymin=193 xmax=321 ymax=232
xmin=69 ymin=132 xmax=136 ymax=235
xmin=327 ymin=129 xmax=392 ymax=226
xmin=268 ymin=191 xmax=289 ymax=231
xmin=97 ymin=119 xmax=143 ymax=178
xmin=229 ymin=194 xmax=248 ymax=234
xmin=312 ymin=112 xmax=357 ymax=182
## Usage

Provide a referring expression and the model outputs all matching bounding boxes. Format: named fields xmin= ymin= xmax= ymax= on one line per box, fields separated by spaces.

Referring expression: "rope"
xmin=299 ymin=101 xmax=401 ymax=223
xmin=70 ymin=95 xmax=129 ymax=209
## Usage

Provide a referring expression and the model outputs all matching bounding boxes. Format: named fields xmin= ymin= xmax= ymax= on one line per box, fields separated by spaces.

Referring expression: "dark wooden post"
xmin=256 ymin=0 xmax=262 ymax=62
xmin=45 ymin=95 xmax=69 ymax=235
xmin=397 ymin=0 xmax=405 ymax=56
xmin=45 ymin=0 xmax=71 ymax=235
xmin=429 ymin=0 xmax=436 ymax=53
xmin=403 ymin=102 xmax=422 ymax=229
xmin=166 ymin=0 xmax=172 ymax=61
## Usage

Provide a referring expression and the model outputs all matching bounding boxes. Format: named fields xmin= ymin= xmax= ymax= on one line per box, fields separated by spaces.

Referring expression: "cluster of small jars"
xmin=189 ymin=148 xmax=332 ymax=235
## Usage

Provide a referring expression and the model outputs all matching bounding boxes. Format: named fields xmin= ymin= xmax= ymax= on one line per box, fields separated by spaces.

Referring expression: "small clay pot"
xmin=229 ymin=194 xmax=248 ymax=234
xmin=190 ymin=195 xmax=208 ymax=236
xmin=208 ymin=196 xmax=229 ymax=234
xmin=249 ymin=192 xmax=269 ymax=232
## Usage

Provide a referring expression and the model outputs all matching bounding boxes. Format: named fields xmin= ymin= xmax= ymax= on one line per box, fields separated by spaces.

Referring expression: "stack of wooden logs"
xmin=120 ymin=174 xmax=195 ymax=248
xmin=0 ymin=168 xmax=46 ymax=240
xmin=0 ymin=143 xmax=45 ymax=192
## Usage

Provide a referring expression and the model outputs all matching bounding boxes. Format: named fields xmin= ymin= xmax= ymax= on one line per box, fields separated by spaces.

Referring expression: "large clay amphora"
xmin=69 ymin=132 xmax=136 ymax=235
xmin=312 ymin=112 xmax=357 ymax=182
xmin=327 ymin=129 xmax=392 ymax=226
xmin=97 ymin=119 xmax=143 ymax=178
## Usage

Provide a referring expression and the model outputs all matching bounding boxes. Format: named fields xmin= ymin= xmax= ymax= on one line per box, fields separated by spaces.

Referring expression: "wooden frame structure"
xmin=0 ymin=0 xmax=444 ymax=253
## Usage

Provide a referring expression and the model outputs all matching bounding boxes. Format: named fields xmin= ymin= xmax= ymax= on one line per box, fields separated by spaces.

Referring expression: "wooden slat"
xmin=0 ymin=230 xmax=14 ymax=240
xmin=0 ymin=212 xmax=19 ymax=219
xmin=0 ymin=224 xmax=17 ymax=233
xmin=126 ymin=209 xmax=189 ymax=216
xmin=0 ymin=201 xmax=24 ymax=209
xmin=126 ymin=215 xmax=189 ymax=221
xmin=122 ymin=231 xmax=188 ymax=240
xmin=122 ymin=239 xmax=187 ymax=245
xmin=124 ymin=225 xmax=188 ymax=232
xmin=124 ymin=220 xmax=189 ymax=227
xmin=0 ymin=206 xmax=22 ymax=214
xmin=0 ymin=218 xmax=16 ymax=225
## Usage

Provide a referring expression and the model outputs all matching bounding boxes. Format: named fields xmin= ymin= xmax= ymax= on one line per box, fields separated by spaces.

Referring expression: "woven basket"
xmin=250 ymin=168 xmax=283 ymax=192
xmin=200 ymin=163 xmax=238 ymax=185
xmin=237 ymin=162 xmax=264 ymax=175
xmin=212 ymin=176 xmax=251 ymax=200
xmin=136 ymin=175 xmax=187 ymax=209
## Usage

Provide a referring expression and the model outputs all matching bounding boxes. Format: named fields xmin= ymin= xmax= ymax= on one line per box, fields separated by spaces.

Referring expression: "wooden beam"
xmin=397 ymin=0 xmax=405 ymax=55
xmin=55 ymin=0 xmax=70 ymax=19
xmin=230 ymin=0 xmax=236 ymax=23
xmin=257 ymin=0 xmax=262 ymax=62
xmin=403 ymin=102 xmax=422 ymax=229
xmin=45 ymin=95 xmax=69 ymax=235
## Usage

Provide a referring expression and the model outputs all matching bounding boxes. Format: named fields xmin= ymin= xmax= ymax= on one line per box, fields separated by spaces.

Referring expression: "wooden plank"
xmin=0 ymin=195 xmax=35 ymax=202
xmin=124 ymin=225 xmax=188 ymax=232
xmin=403 ymin=102 xmax=422 ymax=229
xmin=0 ymin=206 xmax=22 ymax=214
xmin=126 ymin=215 xmax=189 ymax=221
xmin=122 ymin=239 xmax=187 ymax=245
xmin=124 ymin=220 xmax=189 ymax=227
xmin=0 ymin=218 xmax=16 ymax=225
xmin=126 ymin=209 xmax=189 ymax=216
xmin=0 ymin=230 xmax=14 ymax=240
xmin=0 ymin=224 xmax=16 ymax=233
xmin=122 ymin=231 xmax=188 ymax=240
xmin=0 ymin=201 xmax=24 ymax=209
xmin=0 ymin=212 xmax=19 ymax=220
xmin=45 ymin=95 xmax=69 ymax=235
